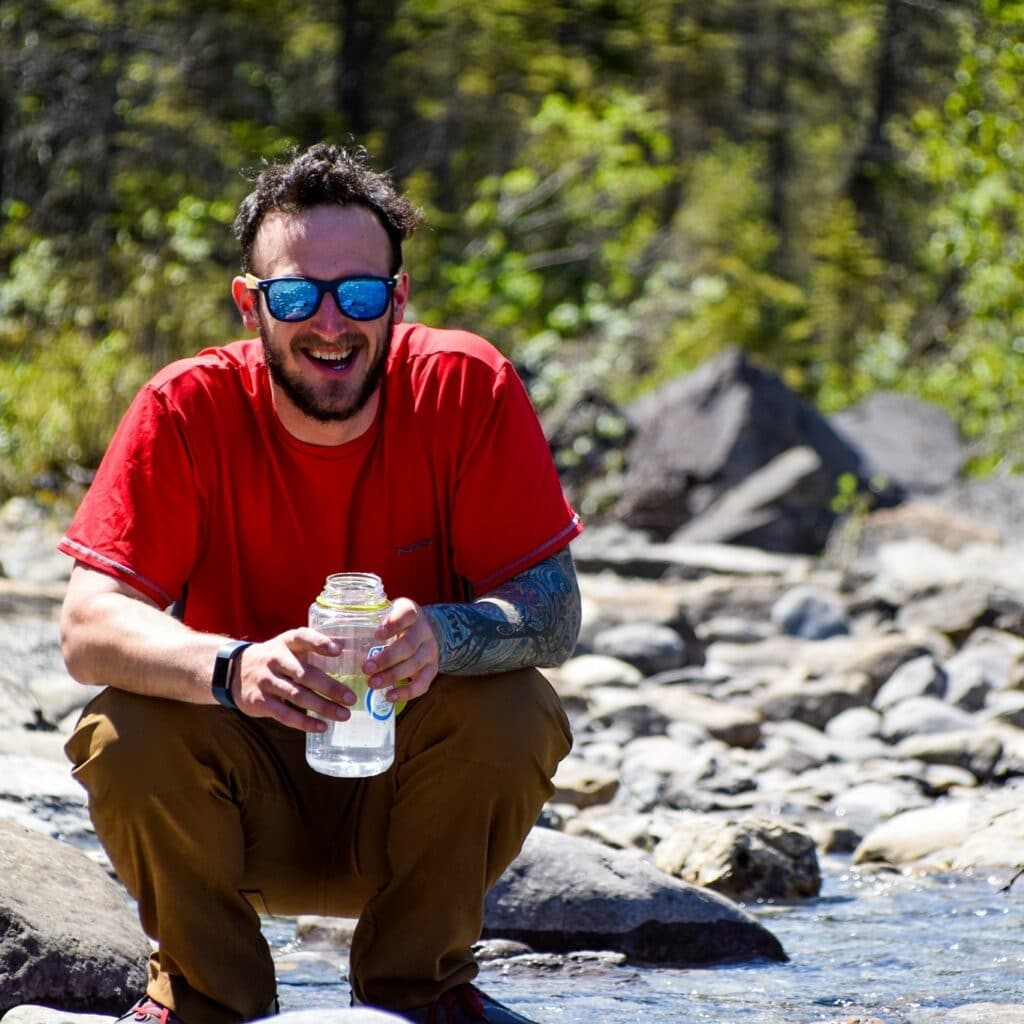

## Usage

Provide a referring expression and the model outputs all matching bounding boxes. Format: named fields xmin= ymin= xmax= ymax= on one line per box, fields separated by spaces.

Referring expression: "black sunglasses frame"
xmin=244 ymin=273 xmax=398 ymax=323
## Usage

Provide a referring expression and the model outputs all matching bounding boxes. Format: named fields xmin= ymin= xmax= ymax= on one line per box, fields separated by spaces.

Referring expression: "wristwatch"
xmin=211 ymin=640 xmax=253 ymax=711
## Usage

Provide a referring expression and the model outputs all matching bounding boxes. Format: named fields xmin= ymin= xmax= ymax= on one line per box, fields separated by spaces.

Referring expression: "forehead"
xmin=253 ymin=204 xmax=391 ymax=276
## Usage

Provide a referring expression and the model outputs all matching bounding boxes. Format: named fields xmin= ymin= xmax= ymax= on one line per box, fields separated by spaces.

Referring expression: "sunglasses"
xmin=244 ymin=273 xmax=398 ymax=323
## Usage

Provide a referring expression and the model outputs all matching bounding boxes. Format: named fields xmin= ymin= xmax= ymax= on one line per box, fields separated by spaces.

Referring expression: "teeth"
xmin=308 ymin=345 xmax=354 ymax=362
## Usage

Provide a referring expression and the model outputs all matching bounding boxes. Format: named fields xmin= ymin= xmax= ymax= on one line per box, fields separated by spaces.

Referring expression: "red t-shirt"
xmin=59 ymin=324 xmax=582 ymax=641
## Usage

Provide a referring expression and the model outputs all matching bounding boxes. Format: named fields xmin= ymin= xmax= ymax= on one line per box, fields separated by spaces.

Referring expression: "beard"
xmin=258 ymin=309 xmax=392 ymax=424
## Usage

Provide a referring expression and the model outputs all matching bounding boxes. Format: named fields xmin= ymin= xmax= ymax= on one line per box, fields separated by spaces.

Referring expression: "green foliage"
xmin=0 ymin=0 xmax=1020 ymax=500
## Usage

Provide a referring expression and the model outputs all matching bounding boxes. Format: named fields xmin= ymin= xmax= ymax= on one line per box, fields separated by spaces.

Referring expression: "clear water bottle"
xmin=305 ymin=572 xmax=394 ymax=777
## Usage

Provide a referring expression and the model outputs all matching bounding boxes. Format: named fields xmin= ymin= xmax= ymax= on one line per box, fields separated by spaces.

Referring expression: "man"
xmin=59 ymin=143 xmax=582 ymax=1024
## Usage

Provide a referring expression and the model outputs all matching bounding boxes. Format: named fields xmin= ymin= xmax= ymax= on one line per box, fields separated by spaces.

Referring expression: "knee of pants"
xmin=65 ymin=688 xmax=220 ymax=804
xmin=402 ymin=668 xmax=572 ymax=780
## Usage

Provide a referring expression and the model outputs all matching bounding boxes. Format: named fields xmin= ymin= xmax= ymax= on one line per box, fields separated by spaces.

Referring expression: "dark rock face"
xmin=0 ymin=820 xmax=149 ymax=1016
xmin=483 ymin=828 xmax=787 ymax=965
xmin=613 ymin=347 xmax=873 ymax=552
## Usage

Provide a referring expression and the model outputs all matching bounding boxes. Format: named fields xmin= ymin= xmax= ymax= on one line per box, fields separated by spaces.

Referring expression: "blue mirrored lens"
xmin=265 ymin=279 xmax=320 ymax=321
xmin=262 ymin=277 xmax=392 ymax=322
xmin=336 ymin=279 xmax=390 ymax=320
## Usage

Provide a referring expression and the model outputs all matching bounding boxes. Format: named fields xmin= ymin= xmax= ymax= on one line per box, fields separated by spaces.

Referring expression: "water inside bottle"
xmin=305 ymin=624 xmax=395 ymax=777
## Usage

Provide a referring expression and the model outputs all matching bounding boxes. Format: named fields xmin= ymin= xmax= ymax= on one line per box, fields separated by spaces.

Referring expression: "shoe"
xmin=396 ymin=983 xmax=539 ymax=1023
xmin=117 ymin=998 xmax=182 ymax=1024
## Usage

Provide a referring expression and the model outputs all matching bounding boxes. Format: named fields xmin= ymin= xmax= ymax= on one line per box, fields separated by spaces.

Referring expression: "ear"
xmin=231 ymin=276 xmax=260 ymax=333
xmin=391 ymin=270 xmax=410 ymax=325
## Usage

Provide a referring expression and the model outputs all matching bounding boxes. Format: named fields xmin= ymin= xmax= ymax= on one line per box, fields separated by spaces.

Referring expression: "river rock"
xmin=1 ymin=1012 xmax=405 ymax=1024
xmin=550 ymin=756 xmax=620 ymax=809
xmin=0 ymin=820 xmax=148 ymax=1017
xmin=651 ymin=814 xmax=820 ymax=901
xmin=553 ymin=654 xmax=644 ymax=690
xmin=614 ymin=346 xmax=866 ymax=552
xmin=829 ymin=391 xmax=964 ymax=495
xmin=770 ymin=584 xmax=850 ymax=640
xmin=754 ymin=673 xmax=872 ymax=730
xmin=592 ymin=622 xmax=690 ymax=675
xmin=482 ymin=827 xmax=787 ymax=964
xmin=852 ymin=801 xmax=974 ymax=867
xmin=872 ymin=655 xmax=946 ymax=711
xmin=646 ymin=688 xmax=762 ymax=749
xmin=896 ymin=729 xmax=1004 ymax=782
xmin=879 ymin=697 xmax=977 ymax=743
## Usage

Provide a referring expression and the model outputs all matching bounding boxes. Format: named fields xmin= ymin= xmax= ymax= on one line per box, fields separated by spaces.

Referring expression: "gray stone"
xmin=825 ymin=707 xmax=882 ymax=741
xmin=592 ymin=622 xmax=689 ymax=676
xmin=770 ymin=584 xmax=850 ymax=640
xmin=897 ymin=730 xmax=1005 ymax=783
xmin=483 ymin=827 xmax=787 ymax=964
xmin=652 ymin=815 xmax=821 ymax=901
xmin=872 ymin=655 xmax=946 ymax=711
xmin=672 ymin=446 xmax=823 ymax=546
xmin=553 ymin=653 xmax=644 ymax=690
xmin=829 ymin=391 xmax=964 ymax=494
xmin=0 ymin=821 xmax=148 ymax=1017
xmin=647 ymin=688 xmax=762 ymax=749
xmin=755 ymin=674 xmax=872 ymax=730
xmin=896 ymin=581 xmax=999 ymax=640
xmin=614 ymin=347 xmax=867 ymax=552
xmin=879 ymin=696 xmax=977 ymax=743
xmin=550 ymin=756 xmax=620 ymax=809
xmin=853 ymin=801 xmax=974 ymax=867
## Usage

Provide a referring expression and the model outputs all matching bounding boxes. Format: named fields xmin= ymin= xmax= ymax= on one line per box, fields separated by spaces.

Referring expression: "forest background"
xmin=0 ymin=0 xmax=1022 ymax=516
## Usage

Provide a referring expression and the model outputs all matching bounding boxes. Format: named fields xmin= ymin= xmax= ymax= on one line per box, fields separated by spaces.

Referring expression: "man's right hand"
xmin=233 ymin=628 xmax=358 ymax=731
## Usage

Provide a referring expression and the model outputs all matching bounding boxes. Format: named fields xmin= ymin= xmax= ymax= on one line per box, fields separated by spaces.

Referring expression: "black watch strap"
xmin=211 ymin=640 xmax=253 ymax=711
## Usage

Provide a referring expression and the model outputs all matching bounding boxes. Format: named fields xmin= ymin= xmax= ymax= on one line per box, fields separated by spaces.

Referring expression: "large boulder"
xmin=0 ymin=821 xmax=149 ymax=1016
xmin=829 ymin=391 xmax=964 ymax=495
xmin=613 ymin=347 xmax=873 ymax=553
xmin=483 ymin=827 xmax=786 ymax=964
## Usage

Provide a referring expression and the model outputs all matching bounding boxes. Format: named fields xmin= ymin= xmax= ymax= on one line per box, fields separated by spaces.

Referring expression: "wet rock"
xmin=483 ymin=827 xmax=788 ymax=964
xmin=0 ymin=820 xmax=148 ymax=1017
xmin=652 ymin=814 xmax=821 ymax=901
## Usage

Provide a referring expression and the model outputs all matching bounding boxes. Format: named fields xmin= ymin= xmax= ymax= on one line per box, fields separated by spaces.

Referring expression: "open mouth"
xmin=304 ymin=344 xmax=358 ymax=371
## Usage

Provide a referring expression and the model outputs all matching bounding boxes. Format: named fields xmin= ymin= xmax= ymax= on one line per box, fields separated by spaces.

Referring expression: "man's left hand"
xmin=364 ymin=597 xmax=440 ymax=703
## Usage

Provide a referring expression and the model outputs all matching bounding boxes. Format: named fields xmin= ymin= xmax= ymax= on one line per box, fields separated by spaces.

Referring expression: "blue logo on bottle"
xmin=365 ymin=645 xmax=394 ymax=721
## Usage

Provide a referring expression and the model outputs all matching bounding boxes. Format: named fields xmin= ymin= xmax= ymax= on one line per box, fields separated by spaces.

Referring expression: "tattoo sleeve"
xmin=424 ymin=546 xmax=582 ymax=675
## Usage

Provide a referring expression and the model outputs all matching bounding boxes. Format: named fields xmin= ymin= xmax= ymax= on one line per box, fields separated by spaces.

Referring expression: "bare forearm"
xmin=60 ymin=568 xmax=226 ymax=703
xmin=424 ymin=547 xmax=581 ymax=676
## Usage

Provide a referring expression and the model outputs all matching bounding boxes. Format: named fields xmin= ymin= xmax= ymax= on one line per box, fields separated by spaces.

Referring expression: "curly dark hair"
xmin=233 ymin=143 xmax=421 ymax=273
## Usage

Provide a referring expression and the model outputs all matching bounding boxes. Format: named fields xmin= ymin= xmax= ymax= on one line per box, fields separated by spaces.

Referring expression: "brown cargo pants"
xmin=65 ymin=669 xmax=571 ymax=1024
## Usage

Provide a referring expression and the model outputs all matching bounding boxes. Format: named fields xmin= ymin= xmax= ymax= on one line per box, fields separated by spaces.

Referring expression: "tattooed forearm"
xmin=424 ymin=546 xmax=582 ymax=675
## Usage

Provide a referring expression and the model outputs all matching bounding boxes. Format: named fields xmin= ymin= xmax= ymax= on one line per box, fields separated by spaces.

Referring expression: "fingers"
xmin=364 ymin=598 xmax=440 ymax=703
xmin=233 ymin=629 xmax=359 ymax=729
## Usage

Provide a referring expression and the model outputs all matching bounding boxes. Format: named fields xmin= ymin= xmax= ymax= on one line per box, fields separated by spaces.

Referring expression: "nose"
xmin=305 ymin=290 xmax=349 ymax=337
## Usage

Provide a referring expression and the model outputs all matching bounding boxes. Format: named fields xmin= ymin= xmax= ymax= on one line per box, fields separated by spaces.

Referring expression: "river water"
xmin=267 ymin=859 xmax=1024 ymax=1023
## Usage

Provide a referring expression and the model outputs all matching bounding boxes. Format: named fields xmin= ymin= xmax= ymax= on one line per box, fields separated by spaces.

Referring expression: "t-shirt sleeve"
xmin=57 ymin=384 xmax=203 ymax=607
xmin=451 ymin=360 xmax=582 ymax=594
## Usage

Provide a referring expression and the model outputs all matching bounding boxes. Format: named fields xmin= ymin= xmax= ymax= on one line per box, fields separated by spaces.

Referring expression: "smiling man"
xmin=58 ymin=144 xmax=582 ymax=1024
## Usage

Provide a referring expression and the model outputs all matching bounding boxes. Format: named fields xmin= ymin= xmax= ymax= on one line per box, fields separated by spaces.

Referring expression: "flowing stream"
xmin=267 ymin=859 xmax=1024 ymax=1023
